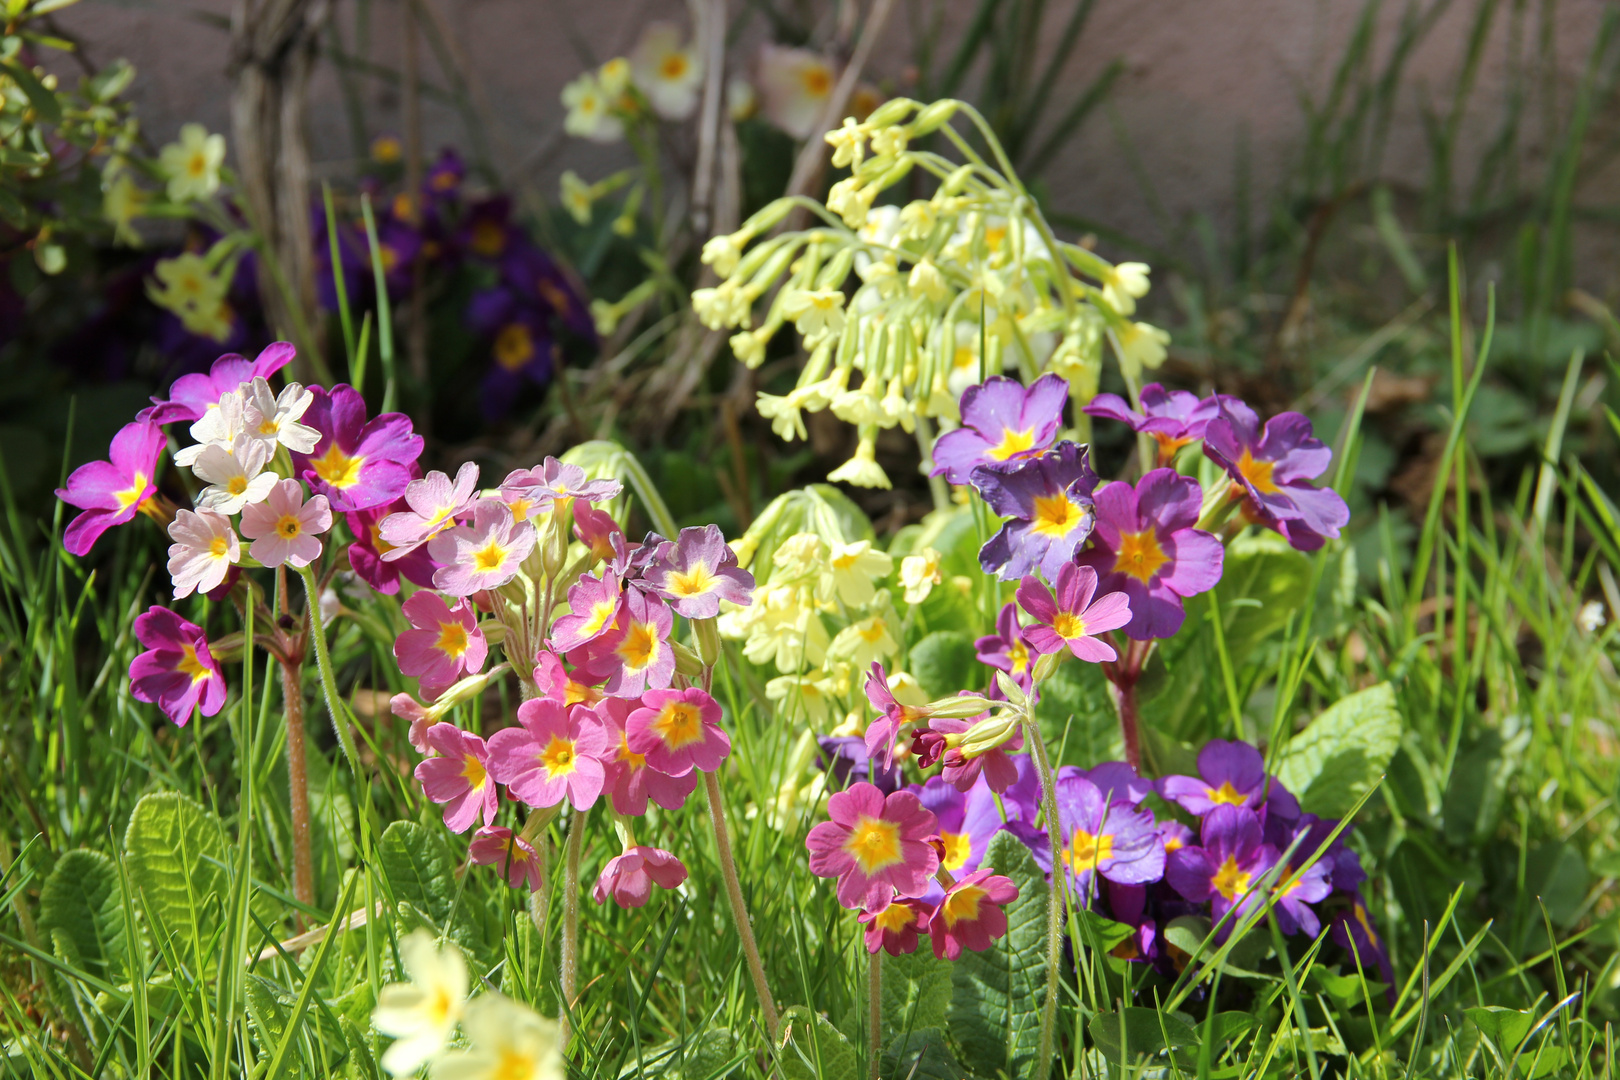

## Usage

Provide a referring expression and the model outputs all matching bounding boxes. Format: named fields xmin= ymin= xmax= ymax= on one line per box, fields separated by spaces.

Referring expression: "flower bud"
xmin=693 ymin=616 xmax=723 ymax=667
xmin=671 ymin=640 xmax=705 ymax=678
xmin=925 ymin=693 xmax=995 ymax=720
xmin=954 ymin=708 xmax=1022 ymax=757
xmin=908 ymin=100 xmax=959 ymax=137
xmin=865 ymin=97 xmax=916 ymax=129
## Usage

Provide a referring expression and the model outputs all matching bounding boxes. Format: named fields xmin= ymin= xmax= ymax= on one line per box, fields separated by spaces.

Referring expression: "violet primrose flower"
xmin=816 ymin=736 xmax=902 ymax=794
xmin=394 ymin=592 xmax=487 ymax=700
xmin=1165 ymin=805 xmax=1278 ymax=929
xmin=931 ymin=373 xmax=1069 ymax=484
xmin=128 ymin=606 xmax=227 ymax=727
xmin=414 ymin=723 xmax=498 ymax=832
xmin=1050 ymin=775 xmax=1166 ymax=893
xmin=428 ymin=499 xmax=535 ymax=596
xmin=144 ymin=342 xmax=295 ymax=425
xmin=1016 ymin=563 xmax=1132 ymax=663
xmin=1075 ymin=469 xmax=1223 ymax=639
xmin=644 ymin=525 xmax=755 ymax=619
xmin=806 ymin=782 xmax=939 ymax=912
xmin=294 ymin=384 xmax=424 ymax=512
xmin=56 ymin=420 xmax=166 ymax=556
xmin=1157 ymin=739 xmax=1268 ymax=815
xmin=1083 ymin=383 xmax=1219 ymax=464
xmin=973 ymin=441 xmax=1099 ymax=582
xmin=1202 ymin=399 xmax=1349 ymax=548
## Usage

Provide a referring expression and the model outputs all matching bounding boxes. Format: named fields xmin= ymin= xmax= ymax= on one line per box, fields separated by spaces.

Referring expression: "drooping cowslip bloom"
xmin=1165 ymin=805 xmax=1277 ymax=928
xmin=394 ymin=592 xmax=487 ymax=700
xmin=586 ymin=588 xmax=675 ymax=697
xmin=550 ymin=571 xmax=624 ymax=653
xmin=643 ymin=525 xmax=755 ymax=619
xmin=144 ymin=342 xmax=295 ymax=425
xmin=593 ymin=845 xmax=688 ymax=907
xmin=1083 ymin=384 xmax=1219 ymax=465
xmin=56 ymin=420 xmax=166 ymax=556
xmin=1202 ymin=399 xmax=1349 ymax=550
xmin=975 ymin=602 xmax=1035 ymax=690
xmin=1157 ymin=739 xmax=1268 ymax=815
xmin=487 ymin=698 xmax=611 ymax=810
xmin=239 ymin=478 xmax=332 ymax=569
xmin=858 ymin=899 xmax=930 ymax=956
xmin=129 ymin=606 xmax=227 ymax=727
xmin=626 ymin=687 xmax=730 ymax=776
xmin=806 ymin=782 xmax=939 ymax=911
xmin=929 ymin=870 xmax=1019 ymax=960
xmin=414 ymin=722 xmax=498 ymax=832
xmin=974 ymin=441 xmax=1098 ymax=582
xmin=380 ymin=462 xmax=480 ymax=560
xmin=294 ymin=384 xmax=424 ymax=512
xmin=469 ymin=826 xmax=544 ymax=891
xmin=167 ymin=508 xmax=239 ymax=599
xmin=1016 ymin=563 xmax=1131 ymax=663
xmin=595 ymin=696 xmax=697 ymax=814
xmin=931 ymin=373 xmax=1069 ymax=484
xmin=1048 ymin=775 xmax=1165 ymax=895
xmin=428 ymin=499 xmax=536 ymax=596
xmin=1075 ymin=469 xmax=1223 ymax=639
xmin=346 ymin=497 xmax=438 ymax=596
xmin=372 ymin=929 xmax=468 ymax=1077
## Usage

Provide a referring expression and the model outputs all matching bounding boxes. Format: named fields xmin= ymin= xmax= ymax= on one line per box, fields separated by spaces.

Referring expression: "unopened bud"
xmin=208 ymin=632 xmax=244 ymax=663
xmin=671 ymin=640 xmax=704 ymax=678
xmin=908 ymin=100 xmax=959 ymax=137
xmin=955 ymin=708 xmax=1022 ymax=757
xmin=693 ymin=617 xmax=723 ymax=667
xmin=925 ymin=694 xmax=994 ymax=720
xmin=866 ymin=97 xmax=915 ymax=128
xmin=541 ymin=508 xmax=569 ymax=579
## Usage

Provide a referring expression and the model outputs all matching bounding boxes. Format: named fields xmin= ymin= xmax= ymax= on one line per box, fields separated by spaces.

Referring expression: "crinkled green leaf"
xmin=123 ymin=792 xmax=228 ymax=970
xmin=377 ymin=821 xmax=457 ymax=929
xmin=37 ymin=849 xmax=125 ymax=980
xmin=881 ymin=947 xmax=952 ymax=1033
xmin=779 ymin=1004 xmax=860 ymax=1080
xmin=882 ymin=1026 xmax=966 ymax=1080
xmin=1276 ymin=682 xmax=1401 ymax=817
xmin=909 ymin=630 xmax=976 ymax=699
xmin=1088 ymin=1008 xmax=1199 ymax=1064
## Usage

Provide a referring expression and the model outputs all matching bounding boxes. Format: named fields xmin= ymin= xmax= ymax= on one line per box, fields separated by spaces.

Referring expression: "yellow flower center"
xmin=618 ymin=732 xmax=646 ymax=770
xmin=1007 ymin=640 xmax=1029 ymax=674
xmin=436 ymin=620 xmax=470 ymax=659
xmin=984 ymin=225 xmax=1008 ymax=252
xmin=1153 ymin=432 xmax=1193 ymax=461
xmin=539 ymin=736 xmax=578 ymax=778
xmin=473 ymin=541 xmax=507 ymax=574
xmin=1115 ymin=528 xmax=1169 ymax=583
xmin=802 ymin=66 xmax=832 ymax=98
xmin=616 ymin=620 xmax=660 ymax=671
xmin=565 ymin=679 xmax=601 ymax=707
xmin=460 ymin=752 xmax=487 ymax=789
xmin=1162 ymin=832 xmax=1185 ymax=854
xmin=1050 ymin=611 xmax=1086 ymax=640
xmin=1206 ymin=781 xmax=1247 ymax=807
xmin=940 ymin=884 xmax=986 ymax=927
xmin=1064 ymin=827 xmax=1114 ymax=871
xmin=578 ymin=598 xmax=619 ymax=639
xmin=939 ymin=831 xmax=972 ymax=872
xmin=186 ymin=152 xmax=208 ymax=178
xmin=986 ymin=427 xmax=1036 ymax=461
xmin=843 ymin=816 xmax=902 ymax=875
xmin=177 ymin=643 xmax=211 ymax=683
xmin=491 ymin=1049 xmax=539 ymax=1080
xmin=652 ymin=701 xmax=705 ymax=749
xmin=115 ymin=472 xmax=148 ymax=511
xmin=1211 ymin=855 xmax=1251 ymax=902
xmin=208 ymin=535 xmax=230 ymax=558
xmin=660 ymin=53 xmax=689 ymax=80
xmin=858 ymin=618 xmax=889 ymax=643
xmin=666 ymin=562 xmax=716 ymax=598
xmin=952 ymin=345 xmax=977 ymax=371
xmin=494 ymin=323 xmax=535 ymax=371
xmin=311 ymin=444 xmax=365 ymax=488
xmin=1030 ymin=493 xmax=1086 ymax=538
xmin=873 ymin=902 xmax=916 ymax=933
xmin=1236 ymin=449 xmax=1280 ymax=495
xmin=426 ymin=986 xmax=454 ymax=1025
xmin=275 ymin=514 xmax=301 ymax=540
xmin=226 ymin=476 xmax=248 ymax=496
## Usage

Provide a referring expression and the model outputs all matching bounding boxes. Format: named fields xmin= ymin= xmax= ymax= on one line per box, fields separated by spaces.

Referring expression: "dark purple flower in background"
xmin=1203 ymin=400 xmax=1349 ymax=550
xmin=294 ymin=384 xmax=424 ymax=512
xmin=425 ymin=147 xmax=466 ymax=198
xmin=1084 ymin=383 xmax=1220 ymax=464
xmin=1166 ymin=805 xmax=1277 ymax=930
xmin=501 ymin=244 xmax=597 ymax=340
xmin=976 ymin=602 xmax=1036 ymax=690
xmin=1331 ymin=890 xmax=1396 ymax=997
xmin=129 ymin=606 xmax=227 ymax=727
xmin=818 ymin=735 xmax=903 ymax=793
xmin=1158 ymin=739 xmax=1269 ymax=815
xmin=56 ymin=420 xmax=166 ymax=556
xmin=931 ymin=373 xmax=1069 ymax=484
xmin=974 ymin=441 xmax=1099 ymax=582
xmin=1076 ymin=469 xmax=1223 ymax=639
xmin=461 ymin=196 xmax=519 ymax=260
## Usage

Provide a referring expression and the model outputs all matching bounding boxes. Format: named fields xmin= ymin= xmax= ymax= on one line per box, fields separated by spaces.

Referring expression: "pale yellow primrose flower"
xmin=598 ymin=58 xmax=632 ymax=98
xmin=560 ymin=171 xmax=593 ymax=225
xmin=431 ymin=993 xmax=562 ymax=1080
xmin=103 ymin=171 xmax=147 ymax=246
xmin=899 ymin=547 xmax=943 ymax=605
xmin=826 ymin=539 xmax=893 ymax=608
xmin=1100 ymin=262 xmax=1152 ymax=316
xmin=756 ymin=43 xmax=836 ymax=139
xmin=373 ymin=930 xmax=469 ymax=1077
xmin=766 ymin=669 xmax=839 ymax=727
xmin=630 ymin=23 xmax=704 ymax=121
xmin=782 ymin=289 xmax=846 ymax=345
xmin=158 ymin=123 xmax=225 ymax=203
xmin=826 ymin=117 xmax=866 ymax=169
xmin=827 ymin=429 xmax=889 ymax=490
xmin=829 ymin=602 xmax=899 ymax=668
xmin=562 ymin=73 xmax=625 ymax=142
xmin=1116 ymin=320 xmax=1171 ymax=380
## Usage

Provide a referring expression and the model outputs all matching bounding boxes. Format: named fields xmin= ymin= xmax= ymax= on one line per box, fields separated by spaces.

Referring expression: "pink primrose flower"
xmin=626 ymin=686 xmax=730 ymax=776
xmin=595 ymin=696 xmax=697 ymax=815
xmin=643 ymin=525 xmax=755 ymax=619
xmin=56 ymin=420 xmax=166 ymax=556
xmin=167 ymin=508 xmax=240 ymax=599
xmin=379 ymin=462 xmax=481 ymax=559
xmin=144 ymin=343 xmax=295 ymax=425
xmin=486 ymin=697 xmax=610 ymax=810
xmin=549 ymin=571 xmax=624 ymax=653
xmin=394 ymin=592 xmax=487 ymax=700
xmin=239 ymin=478 xmax=332 ymax=568
xmin=1016 ymin=563 xmax=1131 ymax=663
xmin=584 ymin=587 xmax=674 ymax=697
xmin=428 ymin=499 xmax=535 ymax=596
xmin=858 ymin=898 xmax=931 ymax=956
xmin=468 ymin=826 xmax=543 ymax=891
xmin=593 ymin=846 xmax=688 ymax=907
xmin=929 ymin=869 xmax=1019 ymax=959
xmin=128 ymin=606 xmax=227 ymax=727
xmin=345 ymin=494 xmax=438 ymax=595
xmin=414 ymin=722 xmax=498 ymax=832
xmin=293 ymin=383 xmax=424 ymax=512
xmin=805 ymin=782 xmax=939 ymax=912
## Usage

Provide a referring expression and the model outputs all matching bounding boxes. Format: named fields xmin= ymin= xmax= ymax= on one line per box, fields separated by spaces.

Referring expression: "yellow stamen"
xmin=1211 ymin=855 xmax=1251 ymax=901
xmin=1206 ymin=781 xmax=1247 ymax=807
xmin=1050 ymin=611 xmax=1086 ymax=640
xmin=666 ymin=562 xmax=716 ymax=598
xmin=1064 ymin=827 xmax=1114 ymax=871
xmin=1115 ymin=529 xmax=1169 ymax=583
xmin=652 ymin=701 xmax=705 ymax=749
xmin=843 ymin=816 xmax=902 ymax=875
xmin=539 ymin=736 xmax=578 ymax=778
xmin=311 ymin=443 xmax=365 ymax=488
xmin=177 ymin=643 xmax=211 ymax=683
xmin=436 ymin=620 xmax=470 ymax=659
xmin=939 ymin=831 xmax=972 ymax=872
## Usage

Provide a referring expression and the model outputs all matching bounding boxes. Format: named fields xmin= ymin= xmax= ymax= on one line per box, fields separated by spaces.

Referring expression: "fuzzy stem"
xmin=278 ymin=658 xmax=316 ymax=914
xmin=868 ymin=949 xmax=883 ymax=1080
xmin=559 ymin=806 xmax=586 ymax=1047
xmin=1107 ymin=645 xmax=1144 ymax=771
xmin=702 ymin=769 xmax=780 ymax=1040
xmin=1024 ymin=714 xmax=1067 ymax=1080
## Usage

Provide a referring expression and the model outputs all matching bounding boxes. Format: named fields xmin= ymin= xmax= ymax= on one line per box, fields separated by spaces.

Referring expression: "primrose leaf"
xmin=123 ymin=791 xmax=229 ymax=972
xmin=1276 ymin=682 xmax=1401 ymax=817
xmin=38 ymin=848 xmax=126 ymax=981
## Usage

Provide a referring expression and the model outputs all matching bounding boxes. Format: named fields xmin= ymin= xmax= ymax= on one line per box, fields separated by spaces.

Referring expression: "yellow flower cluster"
xmin=692 ymin=97 xmax=1172 ymax=488
xmin=147 ymin=238 xmax=242 ymax=343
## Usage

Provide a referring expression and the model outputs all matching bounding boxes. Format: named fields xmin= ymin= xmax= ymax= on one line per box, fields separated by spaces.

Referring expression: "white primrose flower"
xmin=167 ymin=508 xmax=239 ymax=599
xmin=630 ymin=23 xmax=704 ymax=121
xmin=192 ymin=435 xmax=277 ymax=515
xmin=175 ymin=389 xmax=248 ymax=467
xmin=243 ymin=377 xmax=319 ymax=454
xmin=1100 ymin=261 xmax=1152 ymax=316
xmin=372 ymin=930 xmax=469 ymax=1077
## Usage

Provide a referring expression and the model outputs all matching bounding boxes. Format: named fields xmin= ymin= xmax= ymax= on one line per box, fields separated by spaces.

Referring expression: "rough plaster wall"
xmin=59 ymin=0 xmax=1614 ymax=286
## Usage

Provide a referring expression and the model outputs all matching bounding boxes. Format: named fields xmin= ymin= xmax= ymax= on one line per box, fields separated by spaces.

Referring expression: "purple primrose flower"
xmin=1166 ymin=805 xmax=1278 ymax=929
xmin=1203 ymin=400 xmax=1349 ymax=551
xmin=1084 ymin=383 xmax=1219 ymax=464
xmin=931 ymin=373 xmax=1069 ymax=485
xmin=644 ymin=525 xmax=755 ymax=619
xmin=973 ymin=441 xmax=1099 ymax=582
xmin=129 ymin=606 xmax=227 ymax=727
xmin=56 ymin=420 xmax=166 ymax=556
xmin=1157 ymin=739 xmax=1269 ymax=815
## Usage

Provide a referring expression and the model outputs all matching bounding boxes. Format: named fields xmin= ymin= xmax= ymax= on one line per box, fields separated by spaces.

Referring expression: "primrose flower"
xmin=551 ymin=571 xmax=624 ymax=653
xmin=56 ymin=420 xmax=166 ymax=556
xmin=630 ymin=22 xmax=704 ymax=120
xmin=1330 ymin=890 xmax=1396 ymax=995
xmin=1065 ymin=761 xmax=1155 ymax=807
xmin=898 ymin=547 xmax=942 ymax=604
xmin=346 ymin=498 xmax=437 ymax=596
xmin=293 ymin=384 xmax=423 ymax=512
xmin=824 ymin=540 xmax=894 ymax=608
xmin=922 ymin=715 xmax=1026 ymax=794
xmin=644 ymin=525 xmax=755 ymax=619
xmin=129 ymin=606 xmax=227 ymax=727
xmin=167 ymin=508 xmax=239 ymax=599
xmin=587 ymin=587 xmax=675 ymax=696
xmin=192 ymin=436 xmax=277 ymax=515
xmin=975 ymin=602 xmax=1035 ymax=689
xmin=158 ymin=123 xmax=225 ymax=203
xmin=757 ymin=43 xmax=837 ymax=139
xmin=428 ymin=500 xmax=535 ymax=596
xmin=782 ymin=290 xmax=846 ymax=345
xmin=1270 ymin=854 xmax=1333 ymax=937
xmin=1166 ymin=805 xmax=1278 ymax=928
xmin=1202 ymin=400 xmax=1349 ymax=549
xmin=932 ymin=373 xmax=1069 ymax=485
xmin=859 ymin=898 xmax=930 ymax=956
xmin=1157 ymin=739 xmax=1269 ymax=815
xmin=1016 ymin=563 xmax=1132 ymax=663
xmin=573 ymin=503 xmax=623 ymax=564
xmin=593 ymin=845 xmax=688 ymax=907
xmin=562 ymin=72 xmax=624 ymax=142
xmin=819 ymin=735 xmax=903 ymax=793
xmin=806 ymin=781 xmax=939 ymax=911
xmin=242 ymin=377 xmax=320 ymax=454
xmin=415 ymin=723 xmax=498 ymax=832
xmin=595 ymin=696 xmax=697 ymax=814
xmin=432 ymin=994 xmax=563 ymax=1080
xmin=238 ymin=479 xmax=331 ymax=569
xmin=627 ymin=687 xmax=730 ymax=776
xmin=534 ymin=650 xmax=606 ymax=710
xmin=1075 ymin=469 xmax=1223 ymax=639
xmin=930 ymin=870 xmax=1019 ymax=960
xmin=829 ymin=602 xmax=901 ymax=669
xmin=974 ymin=440 xmax=1099 ymax=582
xmin=145 ymin=343 xmax=295 ymax=425
xmin=501 ymin=458 xmax=623 ymax=516
xmin=1099 ymin=262 xmax=1152 ymax=316
xmin=380 ymin=462 xmax=480 ymax=559
xmin=487 ymin=697 xmax=611 ymax=810
xmin=372 ymin=930 xmax=468 ymax=1077
xmin=469 ymin=826 xmax=544 ymax=891
xmin=1083 ymin=384 xmax=1219 ymax=465
xmin=1046 ymin=775 xmax=1165 ymax=895
xmin=395 ymin=592 xmax=487 ymax=700
xmin=1115 ymin=321 xmax=1170 ymax=380
xmin=862 ymin=662 xmax=931 ymax=769
xmin=916 ymin=773 xmax=1027 ymax=876
xmin=767 ymin=670 xmax=839 ymax=726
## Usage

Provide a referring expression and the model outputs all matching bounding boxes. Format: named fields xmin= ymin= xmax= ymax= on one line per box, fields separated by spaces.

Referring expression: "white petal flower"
xmin=630 ymin=23 xmax=704 ymax=121
xmin=562 ymin=73 xmax=625 ymax=143
xmin=1100 ymin=261 xmax=1152 ymax=316
xmin=192 ymin=435 xmax=276 ymax=515
xmin=175 ymin=389 xmax=248 ymax=467
xmin=372 ymin=930 xmax=469 ymax=1077
xmin=756 ymin=44 xmax=836 ymax=140
xmin=166 ymin=509 xmax=239 ymax=599
xmin=243 ymin=377 xmax=319 ymax=454
xmin=158 ymin=123 xmax=225 ymax=203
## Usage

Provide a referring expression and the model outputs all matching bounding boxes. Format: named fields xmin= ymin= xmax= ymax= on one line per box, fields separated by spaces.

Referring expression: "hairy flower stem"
xmin=1109 ymin=677 xmax=1143 ymax=772
xmin=1024 ymin=715 xmax=1067 ymax=1080
xmin=277 ymin=658 xmax=316 ymax=915
xmin=560 ymin=807 xmax=586 ymax=1048
xmin=702 ymin=770 xmax=781 ymax=1040
xmin=868 ymin=949 xmax=882 ymax=1080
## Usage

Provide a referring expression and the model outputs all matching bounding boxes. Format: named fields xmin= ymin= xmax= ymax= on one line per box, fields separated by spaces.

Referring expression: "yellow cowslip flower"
xmin=1101 ymin=261 xmax=1152 ymax=316
xmin=630 ymin=23 xmax=703 ymax=121
xmin=103 ymin=171 xmax=147 ymax=246
xmin=1116 ymin=320 xmax=1171 ymax=380
xmin=827 ymin=428 xmax=889 ymax=490
xmin=560 ymin=171 xmax=593 ymax=225
xmin=899 ymin=547 xmax=943 ymax=605
xmin=158 ymin=123 xmax=224 ymax=203
xmin=825 ymin=117 xmax=866 ymax=169
xmin=782 ymin=289 xmax=846 ymax=345
xmin=825 ymin=539 xmax=893 ymax=608
xmin=562 ymin=73 xmax=624 ymax=142
xmin=828 ymin=601 xmax=899 ymax=668
xmin=766 ymin=669 xmax=839 ymax=727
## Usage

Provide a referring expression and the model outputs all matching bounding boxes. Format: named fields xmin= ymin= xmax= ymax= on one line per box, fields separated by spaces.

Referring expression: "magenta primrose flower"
xmin=594 ymin=697 xmax=697 ymax=815
xmin=394 ymin=592 xmax=487 ymax=700
xmin=56 ymin=421 xmax=166 ymax=557
xmin=863 ymin=662 xmax=931 ymax=770
xmin=1157 ymin=738 xmax=1269 ymax=815
xmin=469 ymin=825 xmax=543 ymax=891
xmin=293 ymin=383 xmax=424 ymax=512
xmin=1270 ymin=853 xmax=1333 ymax=937
xmin=1202 ymin=399 xmax=1349 ymax=550
xmin=550 ymin=570 xmax=624 ymax=653
xmin=858 ymin=898 xmax=930 ymax=956
xmin=593 ymin=845 xmax=688 ymax=908
xmin=487 ymin=698 xmax=611 ymax=810
xmin=585 ymin=587 xmax=674 ymax=697
xmin=1166 ymin=805 xmax=1278 ymax=929
xmin=239 ymin=478 xmax=332 ymax=569
xmin=1016 ymin=563 xmax=1132 ymax=663
xmin=929 ymin=869 xmax=1019 ymax=960
xmin=414 ymin=722 xmax=498 ymax=833
xmin=428 ymin=499 xmax=535 ymax=596
xmin=1083 ymin=383 xmax=1219 ymax=464
xmin=975 ymin=603 xmax=1035 ymax=690
xmin=1075 ymin=469 xmax=1223 ymax=640
xmin=379 ymin=462 xmax=480 ymax=559
xmin=806 ymin=781 xmax=939 ymax=912
xmin=931 ymin=373 xmax=1069 ymax=485
xmin=643 ymin=525 xmax=755 ymax=619
xmin=345 ymin=496 xmax=437 ymax=596
xmin=626 ymin=687 xmax=730 ymax=775
xmin=128 ymin=606 xmax=227 ymax=727
xmin=973 ymin=441 xmax=1099 ymax=582
xmin=144 ymin=342 xmax=294 ymax=425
